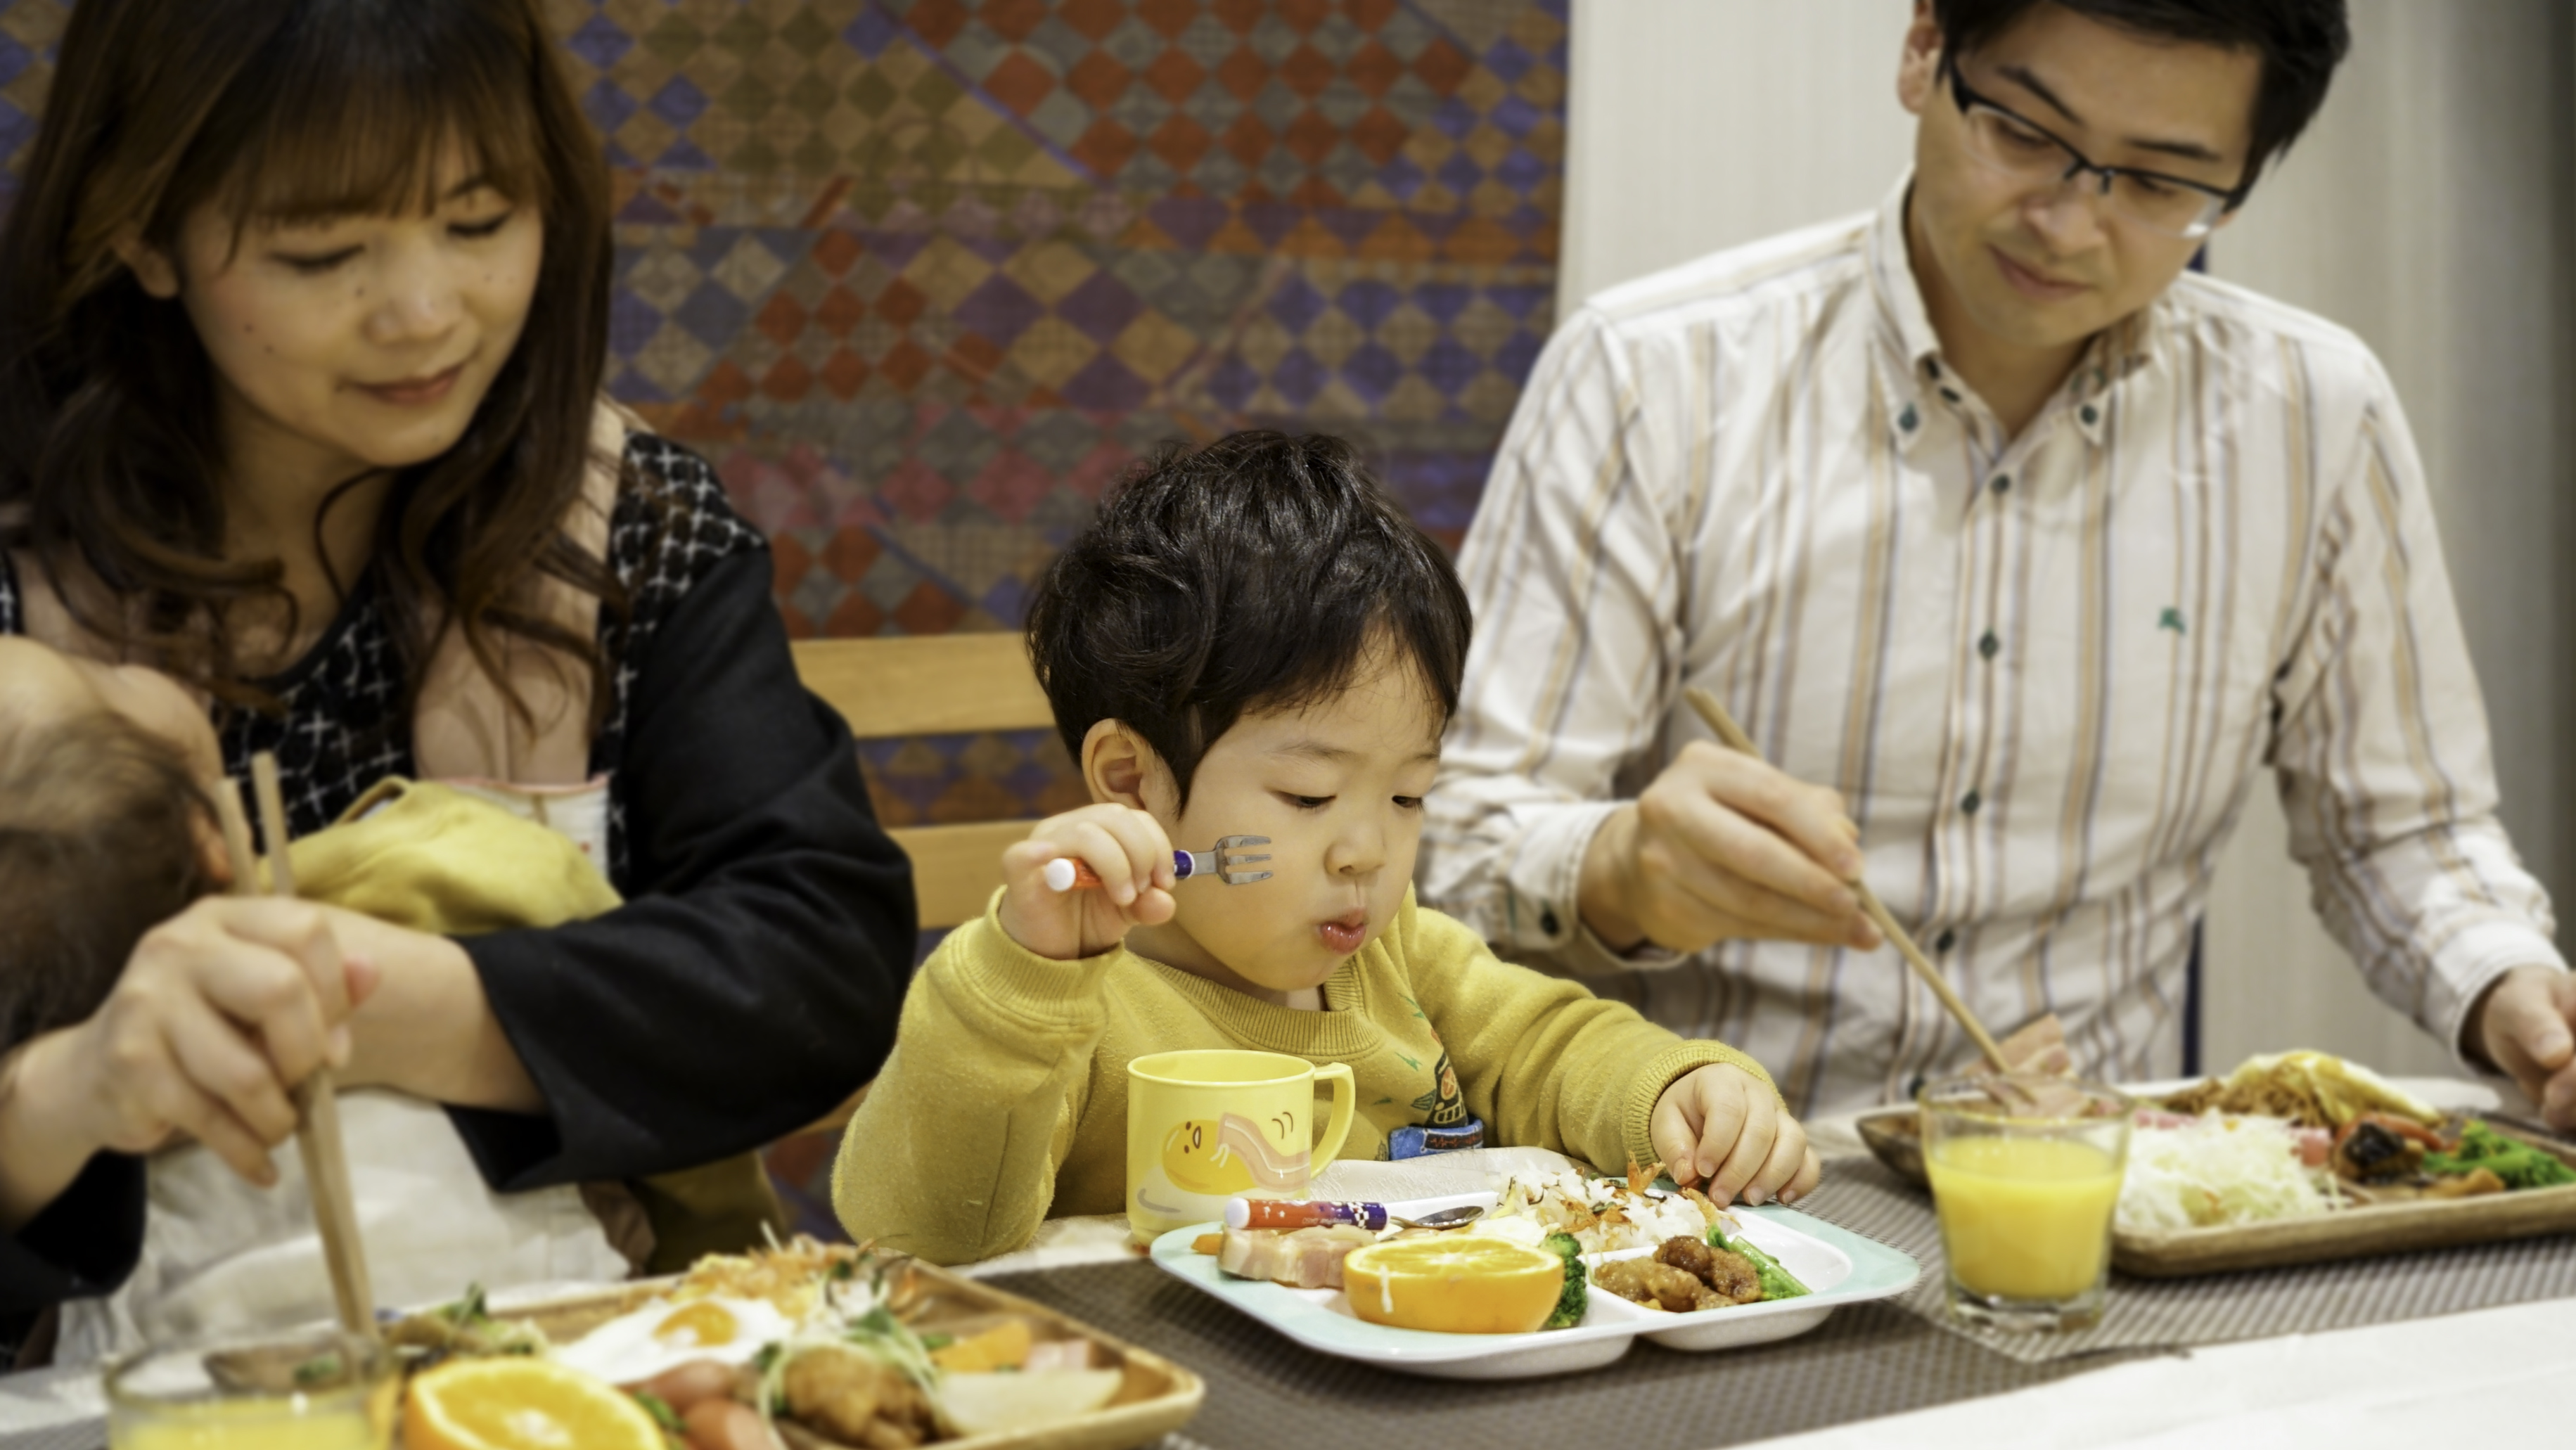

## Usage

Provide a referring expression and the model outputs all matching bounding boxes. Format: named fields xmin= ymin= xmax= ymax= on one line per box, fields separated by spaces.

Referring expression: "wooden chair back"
xmin=792 ymin=633 xmax=1056 ymax=930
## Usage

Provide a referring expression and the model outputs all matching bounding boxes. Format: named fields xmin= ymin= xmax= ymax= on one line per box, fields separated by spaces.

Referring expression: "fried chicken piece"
xmin=1654 ymin=1235 xmax=1717 ymax=1281
xmin=1596 ymin=1258 xmax=1725 ymax=1313
xmin=781 ymin=1343 xmax=895 ymax=1445
xmin=1698 ymin=1246 xmax=1764 ymax=1304
xmin=2426 ymin=1167 xmax=2508 ymax=1199
xmin=1650 ymin=1233 xmax=1763 ymax=1305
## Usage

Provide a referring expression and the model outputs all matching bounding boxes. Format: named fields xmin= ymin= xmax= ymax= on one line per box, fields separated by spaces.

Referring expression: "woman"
xmin=0 ymin=0 xmax=914 ymax=1350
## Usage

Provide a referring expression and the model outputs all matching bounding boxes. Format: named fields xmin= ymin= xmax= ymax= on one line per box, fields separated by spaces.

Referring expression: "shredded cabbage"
xmin=2115 ymin=1115 xmax=2337 ymax=1231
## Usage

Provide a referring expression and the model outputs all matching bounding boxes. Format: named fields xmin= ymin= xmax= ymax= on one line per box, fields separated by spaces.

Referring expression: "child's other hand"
xmin=1651 ymin=1064 xmax=1821 ymax=1207
xmin=998 ymin=803 xmax=1179 ymax=961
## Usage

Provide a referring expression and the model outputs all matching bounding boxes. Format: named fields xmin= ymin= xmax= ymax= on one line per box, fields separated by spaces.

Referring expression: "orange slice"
xmin=404 ymin=1357 xmax=664 ymax=1450
xmin=930 ymin=1317 xmax=1032 ymax=1373
xmin=1341 ymin=1236 xmax=1563 ymax=1334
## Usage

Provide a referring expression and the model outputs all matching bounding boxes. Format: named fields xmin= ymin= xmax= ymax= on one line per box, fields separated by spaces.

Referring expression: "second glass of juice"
xmin=1920 ymin=1073 xmax=2132 ymax=1332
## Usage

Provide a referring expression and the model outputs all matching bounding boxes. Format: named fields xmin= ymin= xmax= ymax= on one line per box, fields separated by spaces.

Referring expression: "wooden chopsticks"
xmin=1681 ymin=686 xmax=2013 ymax=1074
xmin=212 ymin=757 xmax=377 ymax=1339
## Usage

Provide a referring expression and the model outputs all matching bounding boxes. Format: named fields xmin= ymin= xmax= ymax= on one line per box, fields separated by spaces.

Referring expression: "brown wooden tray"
xmin=1853 ymin=1108 xmax=2576 ymax=1278
xmin=478 ymin=1257 xmax=1204 ymax=1450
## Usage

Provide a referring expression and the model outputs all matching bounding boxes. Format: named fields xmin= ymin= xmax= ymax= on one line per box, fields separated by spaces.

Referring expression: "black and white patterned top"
xmin=0 ymin=433 xmax=762 ymax=887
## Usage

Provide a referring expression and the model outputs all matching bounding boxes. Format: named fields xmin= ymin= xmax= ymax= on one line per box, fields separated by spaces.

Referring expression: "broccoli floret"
xmin=1542 ymin=1232 xmax=1587 ymax=1328
xmin=2426 ymin=1121 xmax=2576 ymax=1191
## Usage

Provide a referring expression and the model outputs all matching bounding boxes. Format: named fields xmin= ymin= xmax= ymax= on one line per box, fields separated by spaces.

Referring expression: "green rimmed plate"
xmin=1148 ymin=1204 xmax=1918 ymax=1379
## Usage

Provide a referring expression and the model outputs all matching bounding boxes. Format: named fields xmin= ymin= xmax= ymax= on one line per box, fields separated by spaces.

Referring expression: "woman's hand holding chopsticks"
xmin=0 ymin=898 xmax=376 ymax=1228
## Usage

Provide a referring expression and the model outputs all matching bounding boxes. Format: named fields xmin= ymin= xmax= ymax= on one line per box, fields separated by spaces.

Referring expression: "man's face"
xmin=1896 ymin=1 xmax=2262 ymax=354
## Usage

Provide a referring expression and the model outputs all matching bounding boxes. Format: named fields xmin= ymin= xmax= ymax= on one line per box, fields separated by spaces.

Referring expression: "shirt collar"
xmin=1864 ymin=170 xmax=2170 ymax=451
xmin=1864 ymin=173 xmax=1944 ymax=396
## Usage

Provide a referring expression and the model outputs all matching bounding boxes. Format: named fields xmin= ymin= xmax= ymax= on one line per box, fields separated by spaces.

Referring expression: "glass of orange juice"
xmin=1921 ymin=1073 xmax=2132 ymax=1332
xmin=105 ymin=1327 xmax=395 ymax=1449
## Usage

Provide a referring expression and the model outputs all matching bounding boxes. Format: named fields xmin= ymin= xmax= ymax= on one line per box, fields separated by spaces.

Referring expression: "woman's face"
xmin=127 ymin=144 xmax=544 ymax=492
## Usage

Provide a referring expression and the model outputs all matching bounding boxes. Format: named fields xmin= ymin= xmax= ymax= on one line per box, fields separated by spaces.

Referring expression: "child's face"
xmin=1127 ymin=641 xmax=1444 ymax=997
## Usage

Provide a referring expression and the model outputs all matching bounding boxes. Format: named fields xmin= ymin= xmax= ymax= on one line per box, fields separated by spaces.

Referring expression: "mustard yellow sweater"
xmin=833 ymin=889 xmax=1776 ymax=1265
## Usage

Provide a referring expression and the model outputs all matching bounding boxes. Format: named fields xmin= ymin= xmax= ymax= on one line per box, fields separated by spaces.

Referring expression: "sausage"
xmin=638 ymin=1359 xmax=738 ymax=1413
xmin=683 ymin=1397 xmax=781 ymax=1450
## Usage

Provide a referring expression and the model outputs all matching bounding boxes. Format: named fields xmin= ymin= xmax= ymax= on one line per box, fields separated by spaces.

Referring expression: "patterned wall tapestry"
xmin=0 ymin=0 xmax=1568 ymax=1238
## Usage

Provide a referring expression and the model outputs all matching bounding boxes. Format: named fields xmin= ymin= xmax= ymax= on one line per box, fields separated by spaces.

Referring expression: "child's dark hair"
xmin=1025 ymin=432 xmax=1471 ymax=807
xmin=0 ymin=712 xmax=214 ymax=1048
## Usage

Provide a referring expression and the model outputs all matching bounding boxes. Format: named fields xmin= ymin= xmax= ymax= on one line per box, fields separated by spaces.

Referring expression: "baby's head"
xmin=1025 ymin=432 xmax=1471 ymax=996
xmin=0 ymin=639 xmax=226 ymax=1048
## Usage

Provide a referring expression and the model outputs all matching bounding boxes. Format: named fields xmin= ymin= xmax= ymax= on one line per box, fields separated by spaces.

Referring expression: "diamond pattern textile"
xmin=0 ymin=0 xmax=1565 ymax=1240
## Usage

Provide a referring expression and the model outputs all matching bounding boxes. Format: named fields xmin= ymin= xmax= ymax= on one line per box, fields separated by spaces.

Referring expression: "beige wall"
xmin=1560 ymin=0 xmax=2576 ymax=1077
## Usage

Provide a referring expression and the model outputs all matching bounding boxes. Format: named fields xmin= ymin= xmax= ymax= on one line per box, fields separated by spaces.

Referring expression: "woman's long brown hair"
xmin=0 ymin=0 xmax=620 ymax=724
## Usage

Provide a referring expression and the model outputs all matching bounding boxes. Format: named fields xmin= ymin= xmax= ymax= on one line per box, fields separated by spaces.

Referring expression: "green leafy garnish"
xmin=634 ymin=1393 xmax=685 ymax=1434
xmin=2426 ymin=1121 xmax=2576 ymax=1190
xmin=1542 ymin=1231 xmax=1587 ymax=1329
xmin=1709 ymin=1222 xmax=1809 ymax=1300
xmin=291 ymin=1352 xmax=343 ymax=1385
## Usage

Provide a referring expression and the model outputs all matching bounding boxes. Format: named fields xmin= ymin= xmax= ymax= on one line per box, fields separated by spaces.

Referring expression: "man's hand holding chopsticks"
xmin=1577 ymin=740 xmax=1883 ymax=956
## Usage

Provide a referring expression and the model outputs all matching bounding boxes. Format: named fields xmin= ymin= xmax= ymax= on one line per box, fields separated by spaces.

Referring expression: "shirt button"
xmin=1978 ymin=630 xmax=1999 ymax=660
xmin=1541 ymin=907 xmax=1561 ymax=936
xmin=1935 ymin=929 xmax=1957 ymax=953
xmin=1940 ymin=386 xmax=1963 ymax=404
xmin=1899 ymin=403 xmax=1920 ymax=432
xmin=1990 ymin=474 xmax=2011 ymax=494
xmin=1960 ymin=789 xmax=1982 ymax=816
xmin=2080 ymin=404 xmax=2100 ymax=425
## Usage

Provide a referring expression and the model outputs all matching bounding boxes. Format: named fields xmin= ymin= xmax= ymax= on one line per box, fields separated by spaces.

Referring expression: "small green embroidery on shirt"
xmin=2158 ymin=607 xmax=2186 ymax=635
xmin=1373 ymin=1096 xmax=1394 ymax=1105
xmin=1401 ymin=994 xmax=1426 ymax=1021
xmin=1395 ymin=1051 xmax=1421 ymax=1071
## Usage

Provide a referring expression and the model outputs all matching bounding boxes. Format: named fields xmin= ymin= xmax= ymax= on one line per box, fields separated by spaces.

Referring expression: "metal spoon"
xmin=1389 ymin=1204 xmax=1486 ymax=1231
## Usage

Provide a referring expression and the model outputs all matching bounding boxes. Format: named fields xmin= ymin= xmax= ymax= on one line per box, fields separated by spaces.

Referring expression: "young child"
xmin=0 ymin=636 xmax=770 ymax=1361
xmin=835 ymin=432 xmax=1821 ymax=1266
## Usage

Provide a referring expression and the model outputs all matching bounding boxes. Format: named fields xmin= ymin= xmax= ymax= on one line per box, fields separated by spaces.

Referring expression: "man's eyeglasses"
xmin=1946 ymin=65 xmax=2244 ymax=240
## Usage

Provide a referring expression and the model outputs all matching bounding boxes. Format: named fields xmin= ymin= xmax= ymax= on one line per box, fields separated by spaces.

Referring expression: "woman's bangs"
xmin=209 ymin=6 xmax=549 ymax=229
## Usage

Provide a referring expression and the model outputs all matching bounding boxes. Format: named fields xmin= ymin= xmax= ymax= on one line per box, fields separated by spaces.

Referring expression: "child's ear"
xmin=1081 ymin=719 xmax=1175 ymax=815
xmin=189 ymin=807 xmax=235 ymax=890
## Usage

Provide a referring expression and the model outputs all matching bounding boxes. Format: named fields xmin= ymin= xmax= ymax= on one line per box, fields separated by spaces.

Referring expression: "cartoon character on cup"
xmin=1160 ymin=1110 xmax=1311 ymax=1195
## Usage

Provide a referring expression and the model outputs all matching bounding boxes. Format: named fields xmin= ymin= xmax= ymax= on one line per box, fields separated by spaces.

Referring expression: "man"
xmin=1421 ymin=0 xmax=2576 ymax=1130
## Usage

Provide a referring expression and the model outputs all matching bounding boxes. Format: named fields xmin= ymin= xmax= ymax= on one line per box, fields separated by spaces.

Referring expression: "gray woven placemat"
xmin=1793 ymin=1153 xmax=2576 ymax=1364
xmin=987 ymin=1258 xmax=2112 ymax=1450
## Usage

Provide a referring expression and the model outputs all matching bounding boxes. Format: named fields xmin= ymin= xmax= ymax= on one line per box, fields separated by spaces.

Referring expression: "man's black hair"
xmin=1025 ymin=431 xmax=1471 ymax=808
xmin=1933 ymin=0 xmax=2350 ymax=193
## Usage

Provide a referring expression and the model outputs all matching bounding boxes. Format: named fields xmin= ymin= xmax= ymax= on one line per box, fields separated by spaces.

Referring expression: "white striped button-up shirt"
xmin=1421 ymin=177 xmax=2563 ymax=1115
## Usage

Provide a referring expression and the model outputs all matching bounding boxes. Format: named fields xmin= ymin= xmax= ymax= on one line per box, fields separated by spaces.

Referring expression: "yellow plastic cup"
xmin=1127 ymin=1048 xmax=1355 ymax=1244
xmin=1921 ymin=1073 xmax=2132 ymax=1332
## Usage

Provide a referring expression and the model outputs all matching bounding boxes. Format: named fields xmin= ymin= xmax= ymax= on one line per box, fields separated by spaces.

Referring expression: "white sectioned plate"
xmin=1148 ymin=1202 xmax=1918 ymax=1379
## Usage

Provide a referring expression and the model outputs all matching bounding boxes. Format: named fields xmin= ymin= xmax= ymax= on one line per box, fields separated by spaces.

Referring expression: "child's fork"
xmin=1043 ymin=835 xmax=1272 ymax=892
